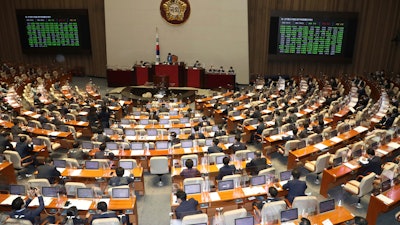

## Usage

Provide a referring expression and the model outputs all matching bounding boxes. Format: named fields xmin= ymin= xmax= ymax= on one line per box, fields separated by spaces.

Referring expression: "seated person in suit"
xmin=282 ymin=169 xmax=307 ymax=203
xmin=250 ymin=106 xmax=262 ymax=119
xmin=360 ymin=147 xmax=382 ymax=176
xmin=0 ymin=132 xmax=14 ymax=153
xmin=299 ymin=218 xmax=311 ymax=225
xmin=170 ymin=132 xmax=181 ymax=146
xmin=158 ymin=104 xmax=170 ymax=113
xmin=253 ymin=186 xmax=281 ymax=210
xmin=91 ymin=201 xmax=124 ymax=225
xmin=188 ymin=126 xmax=205 ymax=140
xmin=229 ymin=134 xmax=247 ymax=153
xmin=282 ymin=127 xmax=300 ymax=141
xmin=94 ymin=143 xmax=107 ymax=159
xmin=63 ymin=206 xmax=87 ymax=225
xmin=67 ymin=142 xmax=87 ymax=165
xmin=11 ymin=119 xmax=24 ymax=136
xmin=92 ymin=130 xmax=111 ymax=143
xmin=199 ymin=116 xmax=211 ymax=127
xmin=38 ymin=110 xmax=50 ymax=125
xmin=36 ymin=157 xmax=61 ymax=184
xmin=175 ymin=190 xmax=200 ymax=219
xmin=15 ymin=135 xmax=34 ymax=163
xmin=246 ymin=150 xmax=268 ymax=175
xmin=180 ymin=159 xmax=201 ymax=179
xmin=208 ymin=138 xmax=223 ymax=153
xmin=108 ymin=167 xmax=134 ymax=187
xmin=216 ymin=156 xmax=236 ymax=180
xmin=214 ymin=124 xmax=226 ymax=137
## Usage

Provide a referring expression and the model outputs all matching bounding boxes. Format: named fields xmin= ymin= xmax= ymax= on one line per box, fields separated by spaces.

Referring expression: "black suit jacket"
xmin=217 ymin=164 xmax=236 ymax=180
xmin=208 ymin=145 xmax=223 ymax=153
xmin=189 ymin=132 xmax=205 ymax=140
xmin=36 ymin=164 xmax=61 ymax=184
xmin=15 ymin=142 xmax=33 ymax=159
xmin=229 ymin=141 xmax=246 ymax=153
xmin=282 ymin=179 xmax=307 ymax=203
xmin=175 ymin=198 xmax=199 ymax=219
xmin=362 ymin=156 xmax=382 ymax=176
xmin=246 ymin=158 xmax=268 ymax=175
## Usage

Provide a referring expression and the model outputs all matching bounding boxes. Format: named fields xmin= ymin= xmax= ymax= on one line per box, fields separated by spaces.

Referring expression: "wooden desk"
xmin=204 ymin=73 xmax=235 ymax=89
xmin=61 ymin=167 xmax=145 ymax=196
xmin=366 ymin=184 xmax=400 ymax=225
xmin=0 ymin=161 xmax=17 ymax=185
xmin=287 ymin=126 xmax=369 ymax=170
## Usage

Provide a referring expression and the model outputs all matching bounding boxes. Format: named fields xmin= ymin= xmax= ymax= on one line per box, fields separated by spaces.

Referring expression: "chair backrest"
xmin=314 ymin=153 xmax=330 ymax=174
xmin=283 ymin=140 xmax=300 ymax=156
xmin=6 ymin=218 xmax=33 ymax=225
xmin=258 ymin=167 xmax=276 ymax=176
xmin=37 ymin=136 xmax=52 ymax=152
xmin=90 ymin=159 xmax=110 ymax=169
xmin=3 ymin=151 xmax=23 ymax=169
xmin=150 ymin=156 xmax=169 ymax=174
xmin=65 ymin=182 xmax=86 ymax=197
xmin=183 ymin=177 xmax=204 ymax=192
xmin=235 ymin=150 xmax=251 ymax=161
xmin=261 ymin=200 xmax=287 ymax=223
xmin=27 ymin=179 xmax=51 ymax=190
xmin=65 ymin=158 xmax=80 ymax=168
xmin=181 ymin=213 xmax=208 ymax=225
xmin=223 ymin=208 xmax=247 ymax=225
xmin=91 ymin=217 xmax=120 ymax=225
xmin=119 ymin=159 xmax=138 ymax=169
xmin=209 ymin=152 xmax=225 ymax=164
xmin=358 ymin=172 xmax=376 ymax=197
xmin=292 ymin=196 xmax=318 ymax=216
xmin=222 ymin=174 xmax=241 ymax=186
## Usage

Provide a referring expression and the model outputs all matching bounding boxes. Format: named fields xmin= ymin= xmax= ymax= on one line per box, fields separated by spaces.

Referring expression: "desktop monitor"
xmin=147 ymin=129 xmax=157 ymax=136
xmin=53 ymin=159 xmax=66 ymax=168
xmin=280 ymin=208 xmax=298 ymax=223
xmin=330 ymin=129 xmax=338 ymax=138
xmin=159 ymin=118 xmax=169 ymax=124
xmin=121 ymin=119 xmax=130 ymax=125
xmin=132 ymin=111 xmax=141 ymax=116
xmin=32 ymin=137 xmax=43 ymax=145
xmin=180 ymin=117 xmax=190 ymax=123
xmin=280 ymin=170 xmax=292 ymax=181
xmin=235 ymin=216 xmax=254 ymax=225
xmin=297 ymin=140 xmax=306 ymax=149
xmin=182 ymin=158 xmax=197 ymax=167
xmin=249 ymin=119 xmax=258 ymax=125
xmin=319 ymin=199 xmax=335 ymax=213
xmin=130 ymin=142 xmax=144 ymax=150
xmin=212 ymin=125 xmax=219 ymax=132
xmin=181 ymin=140 xmax=193 ymax=148
xmin=169 ymin=110 xmax=178 ymax=116
xmin=139 ymin=119 xmax=149 ymax=125
xmin=9 ymin=185 xmax=25 ymax=195
xmin=205 ymin=138 xmax=213 ymax=146
xmin=111 ymin=187 xmax=130 ymax=198
xmin=228 ymin=136 xmax=236 ymax=144
xmin=218 ymin=180 xmax=234 ymax=191
xmin=104 ymin=128 xmax=115 ymax=136
xmin=315 ymin=135 xmax=323 ymax=143
xmin=179 ymin=103 xmax=186 ymax=108
xmin=333 ymin=157 xmax=343 ymax=167
xmin=381 ymin=179 xmax=392 ymax=192
xmin=125 ymin=129 xmax=136 ymax=136
xmin=169 ymin=128 xmax=181 ymax=135
xmin=85 ymin=161 xmax=99 ymax=170
xmin=184 ymin=184 xmax=202 ymax=195
xmin=246 ymin=152 xmax=255 ymax=160
xmin=250 ymin=175 xmax=266 ymax=186
xmin=156 ymin=141 xmax=169 ymax=149
xmin=352 ymin=149 xmax=362 ymax=158
xmin=119 ymin=161 xmax=134 ymax=170
xmin=77 ymin=188 xmax=94 ymax=198
xmin=82 ymin=141 xmax=93 ymax=150
xmin=42 ymin=187 xmax=58 ymax=197
xmin=369 ymin=141 xmax=379 ymax=150
xmin=232 ymin=111 xmax=241 ymax=117
xmin=215 ymin=155 xmax=225 ymax=164
xmin=383 ymin=134 xmax=392 ymax=145
xmin=270 ymin=128 xmax=279 ymax=136
xmin=106 ymin=142 xmax=118 ymax=150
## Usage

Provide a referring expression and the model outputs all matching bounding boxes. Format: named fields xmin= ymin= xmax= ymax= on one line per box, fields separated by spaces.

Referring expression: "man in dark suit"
xmin=11 ymin=119 xmax=24 ymax=136
xmin=94 ymin=143 xmax=107 ymax=159
xmin=180 ymin=159 xmax=201 ymax=179
xmin=175 ymin=190 xmax=199 ymax=219
xmin=361 ymin=147 xmax=382 ymax=176
xmin=0 ymin=132 xmax=14 ymax=154
xmin=216 ymin=157 xmax=236 ymax=180
xmin=36 ymin=158 xmax=61 ymax=184
xmin=10 ymin=188 xmax=48 ymax=224
xmin=208 ymin=138 xmax=223 ymax=153
xmin=92 ymin=130 xmax=111 ymax=143
xmin=15 ymin=135 xmax=34 ymax=163
xmin=246 ymin=150 xmax=268 ymax=175
xmin=108 ymin=167 xmax=135 ymax=187
xmin=170 ymin=132 xmax=181 ymax=146
xmin=67 ymin=142 xmax=87 ymax=165
xmin=251 ymin=117 xmax=265 ymax=143
xmin=90 ymin=201 xmax=122 ymax=225
xmin=214 ymin=124 xmax=226 ymax=137
xmin=229 ymin=134 xmax=246 ymax=153
xmin=38 ymin=110 xmax=50 ymax=125
xmin=158 ymin=103 xmax=170 ymax=113
xmin=282 ymin=169 xmax=307 ymax=203
xmin=250 ymin=106 xmax=262 ymax=119
xmin=189 ymin=126 xmax=205 ymax=140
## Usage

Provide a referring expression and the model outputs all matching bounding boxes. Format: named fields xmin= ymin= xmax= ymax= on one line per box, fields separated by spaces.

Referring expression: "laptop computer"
xmin=319 ymin=199 xmax=335 ymax=213
xmin=32 ymin=137 xmax=43 ymax=146
xmin=169 ymin=128 xmax=181 ymax=135
xmin=82 ymin=141 xmax=93 ymax=150
xmin=212 ymin=125 xmax=219 ymax=132
xmin=159 ymin=118 xmax=169 ymax=124
xmin=125 ymin=129 xmax=136 ymax=136
xmin=205 ymin=138 xmax=213 ymax=146
xmin=106 ymin=142 xmax=118 ymax=150
xmin=121 ymin=119 xmax=131 ymax=125
xmin=139 ymin=119 xmax=149 ymax=125
xmin=9 ymin=185 xmax=25 ymax=195
xmin=147 ymin=129 xmax=157 ymax=136
xmin=77 ymin=188 xmax=94 ymax=198
xmin=169 ymin=110 xmax=178 ymax=116
xmin=85 ymin=161 xmax=99 ymax=170
xmin=42 ymin=187 xmax=58 ymax=197
xmin=184 ymin=183 xmax=202 ymax=195
xmin=232 ymin=111 xmax=241 ymax=117
xmin=280 ymin=170 xmax=292 ymax=182
xmin=104 ymin=128 xmax=115 ymax=136
xmin=180 ymin=117 xmax=190 ymax=124
xmin=182 ymin=158 xmax=197 ymax=167
xmin=53 ymin=159 xmax=66 ymax=168
xmin=156 ymin=141 xmax=169 ymax=149
xmin=181 ymin=140 xmax=193 ymax=148
xmin=250 ymin=175 xmax=266 ymax=186
xmin=352 ymin=149 xmax=362 ymax=158
xmin=381 ymin=179 xmax=392 ymax=192
xmin=111 ymin=187 xmax=130 ymax=198
xmin=246 ymin=152 xmax=255 ymax=160
xmin=228 ymin=136 xmax=236 ymax=144
xmin=234 ymin=216 xmax=254 ymax=225
xmin=119 ymin=161 xmax=134 ymax=170
xmin=218 ymin=180 xmax=234 ymax=191
xmin=130 ymin=142 xmax=144 ymax=150
xmin=333 ymin=157 xmax=343 ymax=167
xmin=132 ymin=111 xmax=141 ymax=116
xmin=215 ymin=155 xmax=225 ymax=164
xmin=280 ymin=208 xmax=298 ymax=223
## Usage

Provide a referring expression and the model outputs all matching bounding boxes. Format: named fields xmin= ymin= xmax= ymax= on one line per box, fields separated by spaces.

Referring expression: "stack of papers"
xmin=183 ymin=148 xmax=192 ymax=153
xmin=388 ymin=142 xmax=400 ymax=149
xmin=1 ymin=195 xmax=20 ymax=205
xmin=49 ymin=131 xmax=61 ymax=136
xmin=64 ymin=199 xmax=93 ymax=210
xmin=315 ymin=143 xmax=328 ymax=150
xmin=376 ymin=149 xmax=388 ymax=155
xmin=70 ymin=169 xmax=82 ymax=176
xmin=376 ymin=194 xmax=394 ymax=205
xmin=344 ymin=162 xmax=357 ymax=169
xmin=242 ymin=186 xmax=267 ymax=196
xmin=354 ymin=126 xmax=368 ymax=133
xmin=28 ymin=197 xmax=53 ymax=206
xmin=209 ymin=192 xmax=221 ymax=201
xmin=330 ymin=137 xmax=343 ymax=143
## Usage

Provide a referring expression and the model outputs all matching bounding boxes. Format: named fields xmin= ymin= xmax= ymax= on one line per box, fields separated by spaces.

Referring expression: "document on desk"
xmin=29 ymin=197 xmax=53 ymax=206
xmin=304 ymin=108 xmax=313 ymax=113
xmin=322 ymin=219 xmax=333 ymax=225
xmin=1 ymin=195 xmax=20 ymax=205
xmin=201 ymin=147 xmax=208 ymax=152
xmin=354 ymin=126 xmax=368 ymax=133
xmin=56 ymin=168 xmax=65 ymax=173
xmin=66 ymin=199 xmax=92 ymax=210
xmin=70 ymin=169 xmax=82 ymax=176
xmin=49 ymin=131 xmax=61 ymax=136
xmin=209 ymin=192 xmax=221 ymax=201
xmin=131 ymin=150 xmax=144 ymax=156
xmin=183 ymin=148 xmax=192 ymax=153
xmin=376 ymin=194 xmax=394 ymax=205
xmin=388 ymin=142 xmax=400 ymax=149
xmin=135 ymin=125 xmax=145 ymax=129
xmin=269 ymin=135 xmax=282 ymax=141
xmin=344 ymin=162 xmax=357 ymax=169
xmin=266 ymin=121 xmax=275 ymax=126
xmin=146 ymin=136 xmax=156 ymax=141
xmin=295 ymin=113 xmax=303 ymax=117
xmin=242 ymin=186 xmax=267 ymax=196
xmin=216 ymin=164 xmax=223 ymax=169
xmin=376 ymin=149 xmax=389 ymax=155
xmin=233 ymin=116 xmax=244 ymax=120
xmin=78 ymin=121 xmax=86 ymax=125
xmin=330 ymin=137 xmax=343 ymax=143
xmin=262 ymin=109 xmax=272 ymax=114
xmin=314 ymin=143 xmax=328 ymax=150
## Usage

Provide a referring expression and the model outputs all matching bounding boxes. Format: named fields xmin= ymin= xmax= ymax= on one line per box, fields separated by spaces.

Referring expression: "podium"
xmin=106 ymin=69 xmax=134 ymax=87
xmin=186 ymin=67 xmax=204 ymax=88
xmin=133 ymin=65 xmax=154 ymax=85
xmin=155 ymin=64 xmax=184 ymax=87
xmin=204 ymin=72 xmax=235 ymax=89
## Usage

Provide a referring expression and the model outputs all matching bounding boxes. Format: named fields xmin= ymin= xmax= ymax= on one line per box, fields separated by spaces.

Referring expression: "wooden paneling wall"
xmin=248 ymin=0 xmax=400 ymax=80
xmin=0 ymin=0 xmax=106 ymax=77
